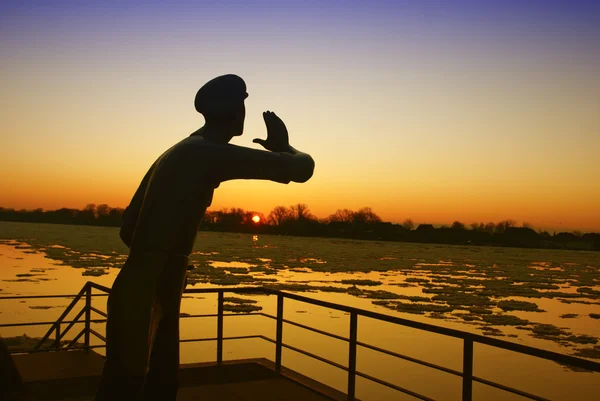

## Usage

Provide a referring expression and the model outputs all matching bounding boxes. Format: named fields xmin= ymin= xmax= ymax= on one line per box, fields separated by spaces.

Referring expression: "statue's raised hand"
xmin=253 ymin=111 xmax=290 ymax=153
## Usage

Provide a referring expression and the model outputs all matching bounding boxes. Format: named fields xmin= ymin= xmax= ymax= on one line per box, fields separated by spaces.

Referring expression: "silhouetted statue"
xmin=95 ymin=74 xmax=315 ymax=401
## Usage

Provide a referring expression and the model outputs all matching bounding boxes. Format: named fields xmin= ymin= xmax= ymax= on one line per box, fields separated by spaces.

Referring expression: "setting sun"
xmin=252 ymin=215 xmax=260 ymax=224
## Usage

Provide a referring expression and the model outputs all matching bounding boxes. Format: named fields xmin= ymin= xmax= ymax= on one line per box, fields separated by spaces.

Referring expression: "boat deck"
xmin=11 ymin=350 xmax=346 ymax=401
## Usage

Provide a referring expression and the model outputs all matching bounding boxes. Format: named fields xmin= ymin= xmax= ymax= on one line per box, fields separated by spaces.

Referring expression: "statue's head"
xmin=195 ymin=74 xmax=248 ymax=137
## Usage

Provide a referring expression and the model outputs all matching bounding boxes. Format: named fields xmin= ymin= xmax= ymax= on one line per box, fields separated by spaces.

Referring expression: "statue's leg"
xmin=142 ymin=308 xmax=181 ymax=401
xmin=142 ymin=255 xmax=188 ymax=401
xmin=95 ymin=260 xmax=157 ymax=401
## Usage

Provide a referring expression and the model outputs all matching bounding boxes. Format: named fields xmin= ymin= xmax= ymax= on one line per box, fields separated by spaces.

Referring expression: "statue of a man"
xmin=95 ymin=74 xmax=315 ymax=401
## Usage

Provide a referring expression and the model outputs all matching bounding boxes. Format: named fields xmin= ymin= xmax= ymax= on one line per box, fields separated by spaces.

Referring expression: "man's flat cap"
xmin=194 ymin=74 xmax=248 ymax=114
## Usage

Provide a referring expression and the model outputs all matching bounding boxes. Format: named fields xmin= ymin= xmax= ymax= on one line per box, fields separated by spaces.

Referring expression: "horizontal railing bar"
xmin=179 ymin=337 xmax=218 ymax=343
xmin=58 ymin=308 xmax=86 ymax=343
xmin=472 ymin=375 xmax=550 ymax=401
xmin=283 ymin=318 xmax=349 ymax=342
xmin=0 ymin=294 xmax=108 ymax=300
xmin=469 ymin=335 xmax=600 ymax=372
xmin=258 ymin=312 xmax=276 ymax=320
xmin=89 ymin=306 xmax=108 ymax=318
xmin=356 ymin=341 xmax=463 ymax=377
xmin=179 ymin=335 xmax=274 ymax=344
xmin=0 ymin=319 xmax=106 ymax=328
xmin=89 ymin=329 xmax=107 ymax=343
xmin=355 ymin=370 xmax=436 ymax=401
xmin=181 ymin=314 xmax=218 ymax=318
xmin=282 ymin=342 xmax=348 ymax=372
xmin=179 ymin=313 xmax=263 ymax=319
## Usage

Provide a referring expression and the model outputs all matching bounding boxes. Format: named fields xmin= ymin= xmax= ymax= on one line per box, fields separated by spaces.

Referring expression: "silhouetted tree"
xmin=484 ymin=222 xmax=496 ymax=234
xmin=402 ymin=219 xmax=414 ymax=230
xmin=495 ymin=220 xmax=517 ymax=234
xmin=268 ymin=206 xmax=291 ymax=226
xmin=328 ymin=209 xmax=355 ymax=223
xmin=353 ymin=207 xmax=381 ymax=224
xmin=290 ymin=204 xmax=315 ymax=221
xmin=451 ymin=221 xmax=465 ymax=230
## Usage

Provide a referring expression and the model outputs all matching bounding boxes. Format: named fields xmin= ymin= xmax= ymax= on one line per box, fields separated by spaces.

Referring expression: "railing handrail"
xmin=2 ymin=282 xmax=599 ymax=401
xmin=183 ymin=286 xmax=600 ymax=372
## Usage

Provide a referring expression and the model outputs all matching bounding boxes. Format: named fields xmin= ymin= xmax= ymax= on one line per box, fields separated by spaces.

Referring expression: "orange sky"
xmin=1 ymin=1 xmax=599 ymax=232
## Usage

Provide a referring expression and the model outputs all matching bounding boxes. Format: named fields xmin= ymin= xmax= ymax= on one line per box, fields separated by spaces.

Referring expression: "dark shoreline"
xmin=1 ymin=218 xmax=598 ymax=253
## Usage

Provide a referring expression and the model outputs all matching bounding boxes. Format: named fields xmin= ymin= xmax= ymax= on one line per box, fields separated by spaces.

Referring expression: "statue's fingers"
xmin=253 ymin=138 xmax=267 ymax=146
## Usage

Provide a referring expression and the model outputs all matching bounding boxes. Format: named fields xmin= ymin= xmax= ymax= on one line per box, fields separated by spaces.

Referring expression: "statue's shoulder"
xmin=168 ymin=136 xmax=215 ymax=154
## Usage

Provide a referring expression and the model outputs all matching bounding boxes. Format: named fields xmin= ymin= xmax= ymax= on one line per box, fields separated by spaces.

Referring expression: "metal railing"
xmin=0 ymin=282 xmax=109 ymax=352
xmin=2 ymin=282 xmax=599 ymax=401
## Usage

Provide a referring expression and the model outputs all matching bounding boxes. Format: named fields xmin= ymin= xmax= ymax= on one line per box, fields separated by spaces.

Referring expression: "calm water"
xmin=1 ymin=222 xmax=599 ymax=400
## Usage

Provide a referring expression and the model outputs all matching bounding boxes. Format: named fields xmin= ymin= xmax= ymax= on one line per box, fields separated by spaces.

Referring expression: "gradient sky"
xmin=1 ymin=0 xmax=599 ymax=231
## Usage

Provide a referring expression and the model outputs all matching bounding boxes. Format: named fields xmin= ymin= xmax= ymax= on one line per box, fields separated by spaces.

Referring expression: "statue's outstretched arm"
xmin=211 ymin=144 xmax=314 ymax=184
xmin=204 ymin=111 xmax=314 ymax=184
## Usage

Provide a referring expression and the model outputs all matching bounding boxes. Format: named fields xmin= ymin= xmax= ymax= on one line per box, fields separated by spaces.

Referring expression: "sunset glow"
xmin=252 ymin=215 xmax=261 ymax=224
xmin=1 ymin=1 xmax=599 ymax=232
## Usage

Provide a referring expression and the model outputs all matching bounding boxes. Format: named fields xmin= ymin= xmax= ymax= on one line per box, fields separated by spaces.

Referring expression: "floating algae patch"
xmin=525 ymin=282 xmax=561 ymax=290
xmin=82 ymin=268 xmax=109 ymax=276
xmin=460 ymin=314 xmax=481 ymax=322
xmin=223 ymin=296 xmax=258 ymax=305
xmin=482 ymin=314 xmax=529 ymax=326
xmin=574 ymin=346 xmax=600 ymax=359
xmin=223 ymin=303 xmax=262 ymax=313
xmin=313 ymin=285 xmax=349 ymax=293
xmin=340 ymin=279 xmax=382 ymax=286
xmin=264 ymin=283 xmax=314 ymax=292
xmin=531 ymin=324 xmax=570 ymax=339
xmin=481 ymin=327 xmax=505 ymax=337
xmin=564 ymin=335 xmax=598 ymax=345
xmin=361 ymin=289 xmax=403 ymax=300
xmin=468 ymin=307 xmax=493 ymax=315
xmin=405 ymin=277 xmax=430 ymax=284
xmin=431 ymin=292 xmax=493 ymax=308
xmin=394 ymin=302 xmax=454 ymax=315
xmin=497 ymin=300 xmax=544 ymax=312
xmin=209 ymin=274 xmax=254 ymax=285
xmin=577 ymin=287 xmax=600 ymax=297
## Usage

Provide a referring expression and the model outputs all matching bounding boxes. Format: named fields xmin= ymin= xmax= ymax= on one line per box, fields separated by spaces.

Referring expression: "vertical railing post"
xmin=462 ymin=338 xmax=473 ymax=401
xmin=217 ymin=290 xmax=224 ymax=364
xmin=348 ymin=312 xmax=358 ymax=401
xmin=55 ymin=323 xmax=61 ymax=350
xmin=84 ymin=283 xmax=91 ymax=351
xmin=275 ymin=294 xmax=284 ymax=372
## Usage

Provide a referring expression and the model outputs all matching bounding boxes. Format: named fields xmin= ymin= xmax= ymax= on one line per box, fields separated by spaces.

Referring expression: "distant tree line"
xmin=1 ymin=204 xmax=599 ymax=251
xmin=0 ymin=204 xmax=124 ymax=227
